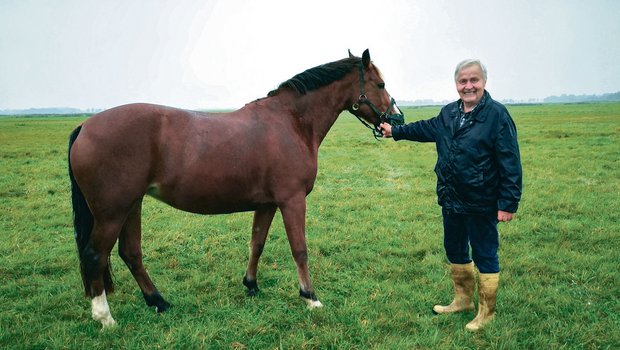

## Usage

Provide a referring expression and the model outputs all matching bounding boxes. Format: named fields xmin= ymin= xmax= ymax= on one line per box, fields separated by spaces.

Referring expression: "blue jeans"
xmin=442 ymin=208 xmax=500 ymax=273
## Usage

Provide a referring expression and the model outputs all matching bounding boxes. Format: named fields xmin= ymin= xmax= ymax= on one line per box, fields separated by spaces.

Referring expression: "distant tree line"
xmin=0 ymin=107 xmax=102 ymax=115
xmin=542 ymin=91 xmax=620 ymax=103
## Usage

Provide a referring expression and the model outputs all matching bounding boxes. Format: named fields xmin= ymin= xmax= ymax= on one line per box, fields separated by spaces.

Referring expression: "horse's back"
xmin=84 ymin=103 xmax=204 ymax=134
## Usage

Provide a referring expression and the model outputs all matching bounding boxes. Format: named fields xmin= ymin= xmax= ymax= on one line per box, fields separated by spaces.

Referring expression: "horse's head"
xmin=347 ymin=49 xmax=404 ymax=138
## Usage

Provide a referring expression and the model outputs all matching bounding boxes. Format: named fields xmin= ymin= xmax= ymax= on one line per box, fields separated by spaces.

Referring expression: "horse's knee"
xmin=291 ymin=249 xmax=308 ymax=263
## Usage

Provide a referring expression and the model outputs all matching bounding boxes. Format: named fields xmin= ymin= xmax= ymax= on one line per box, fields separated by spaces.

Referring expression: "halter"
xmin=351 ymin=64 xmax=404 ymax=139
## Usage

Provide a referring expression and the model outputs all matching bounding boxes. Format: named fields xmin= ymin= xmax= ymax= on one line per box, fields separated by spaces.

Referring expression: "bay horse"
xmin=68 ymin=49 xmax=403 ymax=327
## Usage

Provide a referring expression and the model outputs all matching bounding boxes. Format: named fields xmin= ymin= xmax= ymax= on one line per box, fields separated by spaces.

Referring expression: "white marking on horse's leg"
xmin=305 ymin=298 xmax=324 ymax=309
xmin=91 ymin=291 xmax=116 ymax=327
xmin=297 ymin=277 xmax=323 ymax=309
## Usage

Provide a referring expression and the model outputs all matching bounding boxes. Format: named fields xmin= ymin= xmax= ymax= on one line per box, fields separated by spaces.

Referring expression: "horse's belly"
xmin=147 ymin=183 xmax=266 ymax=215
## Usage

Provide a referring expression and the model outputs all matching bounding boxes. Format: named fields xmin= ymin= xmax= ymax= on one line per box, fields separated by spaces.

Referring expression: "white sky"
xmin=1 ymin=0 xmax=619 ymax=110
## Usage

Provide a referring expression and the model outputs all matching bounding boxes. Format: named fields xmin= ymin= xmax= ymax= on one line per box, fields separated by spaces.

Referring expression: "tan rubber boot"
xmin=432 ymin=262 xmax=475 ymax=314
xmin=466 ymin=272 xmax=499 ymax=331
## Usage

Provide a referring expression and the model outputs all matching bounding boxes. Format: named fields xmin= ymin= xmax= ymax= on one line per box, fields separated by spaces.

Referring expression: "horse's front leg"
xmin=279 ymin=194 xmax=323 ymax=309
xmin=243 ymin=204 xmax=277 ymax=296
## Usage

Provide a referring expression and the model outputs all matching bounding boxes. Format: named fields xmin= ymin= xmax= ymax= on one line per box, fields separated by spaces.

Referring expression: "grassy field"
xmin=1 ymin=103 xmax=619 ymax=349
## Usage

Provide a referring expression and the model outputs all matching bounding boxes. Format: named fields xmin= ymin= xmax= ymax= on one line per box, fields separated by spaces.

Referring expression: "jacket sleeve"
xmin=495 ymin=112 xmax=522 ymax=213
xmin=392 ymin=116 xmax=438 ymax=142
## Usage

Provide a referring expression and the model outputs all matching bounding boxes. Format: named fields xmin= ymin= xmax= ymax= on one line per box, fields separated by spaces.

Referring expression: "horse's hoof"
xmin=143 ymin=292 xmax=170 ymax=313
xmin=98 ymin=317 xmax=117 ymax=329
xmin=243 ymin=276 xmax=259 ymax=297
xmin=305 ymin=299 xmax=323 ymax=309
xmin=155 ymin=300 xmax=171 ymax=313
xmin=299 ymin=289 xmax=322 ymax=309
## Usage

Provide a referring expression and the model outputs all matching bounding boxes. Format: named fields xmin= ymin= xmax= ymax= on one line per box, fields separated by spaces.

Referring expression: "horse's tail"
xmin=68 ymin=125 xmax=114 ymax=296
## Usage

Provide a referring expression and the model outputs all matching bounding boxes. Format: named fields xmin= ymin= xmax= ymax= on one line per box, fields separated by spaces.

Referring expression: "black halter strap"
xmin=350 ymin=64 xmax=403 ymax=139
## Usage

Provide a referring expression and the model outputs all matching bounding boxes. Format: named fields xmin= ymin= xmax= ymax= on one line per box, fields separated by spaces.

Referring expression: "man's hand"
xmin=497 ymin=210 xmax=514 ymax=222
xmin=380 ymin=122 xmax=393 ymax=138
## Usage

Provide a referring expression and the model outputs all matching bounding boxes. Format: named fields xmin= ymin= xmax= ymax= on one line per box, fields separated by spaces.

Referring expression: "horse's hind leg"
xmin=85 ymin=218 xmax=125 ymax=327
xmin=243 ymin=205 xmax=277 ymax=296
xmin=118 ymin=199 xmax=171 ymax=313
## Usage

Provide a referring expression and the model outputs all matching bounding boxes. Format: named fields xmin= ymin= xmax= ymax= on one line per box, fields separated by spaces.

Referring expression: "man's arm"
xmin=382 ymin=116 xmax=439 ymax=142
xmin=496 ymin=112 xmax=522 ymax=216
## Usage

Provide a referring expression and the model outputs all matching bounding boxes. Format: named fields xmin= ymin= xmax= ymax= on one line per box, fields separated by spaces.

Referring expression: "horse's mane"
xmin=268 ymin=57 xmax=361 ymax=97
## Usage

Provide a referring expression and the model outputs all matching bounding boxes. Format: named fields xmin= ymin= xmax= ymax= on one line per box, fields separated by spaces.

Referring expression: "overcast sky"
xmin=1 ymin=0 xmax=619 ymax=110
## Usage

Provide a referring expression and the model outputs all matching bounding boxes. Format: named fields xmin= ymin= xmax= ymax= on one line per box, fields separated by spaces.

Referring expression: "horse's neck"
xmin=290 ymin=82 xmax=352 ymax=149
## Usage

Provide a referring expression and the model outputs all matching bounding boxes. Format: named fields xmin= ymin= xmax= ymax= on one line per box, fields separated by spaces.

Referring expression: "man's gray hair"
xmin=454 ymin=59 xmax=487 ymax=82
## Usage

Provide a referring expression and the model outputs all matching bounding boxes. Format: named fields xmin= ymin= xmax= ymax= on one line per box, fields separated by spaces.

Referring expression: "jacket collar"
xmin=454 ymin=90 xmax=491 ymax=122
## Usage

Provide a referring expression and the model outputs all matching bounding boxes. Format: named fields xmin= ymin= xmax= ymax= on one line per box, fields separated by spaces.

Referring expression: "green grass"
xmin=1 ymin=104 xmax=619 ymax=349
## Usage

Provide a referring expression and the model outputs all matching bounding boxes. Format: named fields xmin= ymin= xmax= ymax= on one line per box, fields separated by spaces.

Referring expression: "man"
xmin=380 ymin=59 xmax=522 ymax=331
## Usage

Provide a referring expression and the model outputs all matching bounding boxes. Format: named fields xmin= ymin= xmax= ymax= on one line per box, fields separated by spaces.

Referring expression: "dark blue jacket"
xmin=392 ymin=91 xmax=522 ymax=214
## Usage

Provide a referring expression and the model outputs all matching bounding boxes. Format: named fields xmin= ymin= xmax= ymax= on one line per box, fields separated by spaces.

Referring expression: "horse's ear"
xmin=362 ymin=49 xmax=371 ymax=68
xmin=348 ymin=49 xmax=354 ymax=58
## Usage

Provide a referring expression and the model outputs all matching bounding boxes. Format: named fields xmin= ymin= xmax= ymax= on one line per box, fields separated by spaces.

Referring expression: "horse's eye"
xmin=378 ymin=83 xmax=385 ymax=89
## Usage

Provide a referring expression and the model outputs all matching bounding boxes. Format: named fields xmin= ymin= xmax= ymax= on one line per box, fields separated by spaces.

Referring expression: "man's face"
xmin=456 ymin=64 xmax=486 ymax=108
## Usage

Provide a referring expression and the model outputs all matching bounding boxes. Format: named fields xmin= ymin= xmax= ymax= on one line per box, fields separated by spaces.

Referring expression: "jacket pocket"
xmin=461 ymin=165 xmax=484 ymax=187
xmin=457 ymin=165 xmax=487 ymax=206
